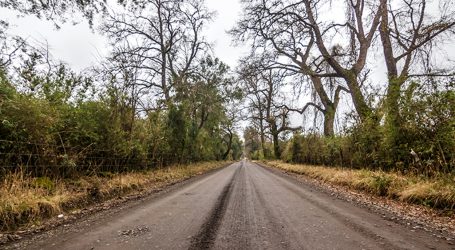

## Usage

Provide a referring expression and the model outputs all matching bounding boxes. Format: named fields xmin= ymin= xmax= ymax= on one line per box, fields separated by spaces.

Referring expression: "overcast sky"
xmin=2 ymin=0 xmax=248 ymax=71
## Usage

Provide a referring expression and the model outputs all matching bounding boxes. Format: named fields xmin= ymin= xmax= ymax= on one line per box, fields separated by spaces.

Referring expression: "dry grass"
xmin=263 ymin=161 xmax=455 ymax=210
xmin=0 ymin=161 xmax=230 ymax=232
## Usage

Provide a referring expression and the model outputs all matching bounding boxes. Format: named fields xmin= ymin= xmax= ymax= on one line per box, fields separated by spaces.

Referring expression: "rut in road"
xmin=10 ymin=161 xmax=454 ymax=250
xmin=189 ymin=162 xmax=239 ymax=249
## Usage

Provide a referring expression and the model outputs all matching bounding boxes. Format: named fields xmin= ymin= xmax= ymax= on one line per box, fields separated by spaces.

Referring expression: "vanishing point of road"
xmin=21 ymin=161 xmax=453 ymax=249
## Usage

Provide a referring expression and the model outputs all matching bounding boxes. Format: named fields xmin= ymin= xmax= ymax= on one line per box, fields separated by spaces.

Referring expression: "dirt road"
xmin=19 ymin=161 xmax=453 ymax=249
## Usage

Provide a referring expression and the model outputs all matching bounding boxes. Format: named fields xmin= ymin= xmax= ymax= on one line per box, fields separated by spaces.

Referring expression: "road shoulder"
xmin=256 ymin=161 xmax=455 ymax=245
xmin=0 ymin=162 xmax=233 ymax=249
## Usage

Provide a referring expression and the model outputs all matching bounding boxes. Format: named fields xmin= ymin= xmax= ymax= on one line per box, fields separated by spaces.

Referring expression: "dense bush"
xmin=280 ymin=81 xmax=454 ymax=174
xmin=0 ymin=68 xmax=242 ymax=178
xmin=282 ymin=134 xmax=348 ymax=167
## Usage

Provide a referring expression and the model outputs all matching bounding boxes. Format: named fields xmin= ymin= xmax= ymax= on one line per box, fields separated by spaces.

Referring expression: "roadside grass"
xmin=262 ymin=161 xmax=455 ymax=211
xmin=0 ymin=161 xmax=231 ymax=232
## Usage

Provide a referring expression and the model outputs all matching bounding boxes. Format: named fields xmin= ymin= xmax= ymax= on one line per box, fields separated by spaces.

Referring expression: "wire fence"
xmin=0 ymin=139 xmax=179 ymax=178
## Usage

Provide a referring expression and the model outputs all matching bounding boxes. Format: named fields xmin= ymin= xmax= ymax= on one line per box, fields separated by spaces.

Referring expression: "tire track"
xmin=256 ymin=164 xmax=398 ymax=249
xmin=248 ymin=172 xmax=293 ymax=249
xmin=188 ymin=162 xmax=241 ymax=249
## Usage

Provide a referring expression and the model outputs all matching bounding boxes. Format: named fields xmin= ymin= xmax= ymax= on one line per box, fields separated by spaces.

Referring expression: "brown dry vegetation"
xmin=0 ymin=161 xmax=230 ymax=232
xmin=263 ymin=161 xmax=455 ymax=211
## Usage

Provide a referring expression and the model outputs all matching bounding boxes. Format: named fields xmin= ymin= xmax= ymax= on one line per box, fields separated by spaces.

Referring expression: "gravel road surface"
xmin=19 ymin=161 xmax=453 ymax=249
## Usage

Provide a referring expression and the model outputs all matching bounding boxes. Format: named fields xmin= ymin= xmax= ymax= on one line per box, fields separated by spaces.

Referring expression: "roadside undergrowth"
xmin=0 ymin=161 xmax=230 ymax=232
xmin=263 ymin=161 xmax=455 ymax=211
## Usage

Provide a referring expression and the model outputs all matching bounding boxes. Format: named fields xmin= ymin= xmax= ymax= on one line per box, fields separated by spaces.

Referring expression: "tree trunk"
xmin=223 ymin=132 xmax=233 ymax=160
xmin=309 ymin=76 xmax=337 ymax=137
xmin=258 ymin=110 xmax=267 ymax=158
xmin=323 ymin=107 xmax=335 ymax=137
xmin=385 ymin=78 xmax=404 ymax=128
xmin=345 ymin=73 xmax=374 ymax=123
xmin=383 ymin=77 xmax=406 ymax=161
xmin=378 ymin=1 xmax=405 ymax=159
xmin=271 ymin=122 xmax=280 ymax=159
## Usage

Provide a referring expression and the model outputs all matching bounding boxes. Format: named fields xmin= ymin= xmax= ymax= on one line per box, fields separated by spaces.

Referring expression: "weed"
xmin=264 ymin=161 xmax=455 ymax=210
xmin=0 ymin=161 xmax=230 ymax=232
xmin=32 ymin=177 xmax=55 ymax=192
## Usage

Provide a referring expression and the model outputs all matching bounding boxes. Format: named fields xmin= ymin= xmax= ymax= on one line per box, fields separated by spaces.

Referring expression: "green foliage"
xmin=370 ymin=175 xmax=393 ymax=196
xmin=281 ymin=134 xmax=346 ymax=166
xmin=395 ymin=81 xmax=455 ymax=172
xmin=281 ymin=80 xmax=455 ymax=174
xmin=0 ymin=0 xmax=107 ymax=28
xmin=0 ymin=55 xmax=240 ymax=178
xmin=165 ymin=104 xmax=188 ymax=163
xmin=243 ymin=126 xmax=262 ymax=159
xmin=32 ymin=177 xmax=55 ymax=192
xmin=230 ymin=135 xmax=243 ymax=160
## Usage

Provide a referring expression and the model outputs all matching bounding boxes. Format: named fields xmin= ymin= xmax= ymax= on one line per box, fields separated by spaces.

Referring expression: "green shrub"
xmin=32 ymin=177 xmax=55 ymax=192
xmin=282 ymin=84 xmax=454 ymax=174
xmin=370 ymin=175 xmax=393 ymax=196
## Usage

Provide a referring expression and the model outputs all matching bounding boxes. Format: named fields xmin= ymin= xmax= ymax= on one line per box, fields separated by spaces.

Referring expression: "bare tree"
xmin=240 ymin=60 xmax=300 ymax=159
xmin=379 ymin=0 xmax=455 ymax=133
xmin=101 ymin=0 xmax=213 ymax=108
xmin=231 ymin=0 xmax=349 ymax=136
xmin=241 ymin=66 xmax=268 ymax=157
xmin=300 ymin=0 xmax=384 ymax=122
xmin=234 ymin=0 xmax=383 ymax=122
xmin=0 ymin=22 xmax=28 ymax=70
xmin=221 ymin=100 xmax=242 ymax=160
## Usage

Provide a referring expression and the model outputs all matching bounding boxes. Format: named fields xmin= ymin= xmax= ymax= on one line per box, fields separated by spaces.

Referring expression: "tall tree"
xmin=300 ymin=0 xmax=383 ymax=122
xmin=240 ymin=60 xmax=300 ymax=159
xmin=243 ymin=126 xmax=261 ymax=159
xmin=232 ymin=0 xmax=350 ymax=136
xmin=101 ymin=0 xmax=213 ymax=107
xmin=378 ymin=0 xmax=455 ymax=150
xmin=239 ymin=61 xmax=268 ymax=157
